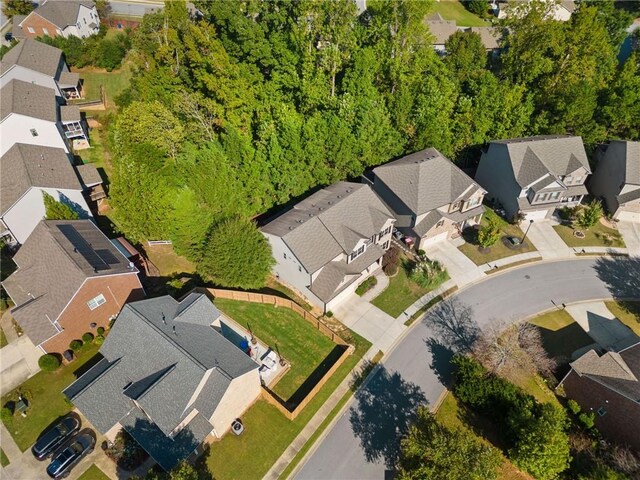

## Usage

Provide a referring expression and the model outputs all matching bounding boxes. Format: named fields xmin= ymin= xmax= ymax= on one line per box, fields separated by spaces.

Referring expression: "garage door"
xmin=524 ymin=210 xmax=549 ymax=222
xmin=616 ymin=210 xmax=640 ymax=222
xmin=420 ymin=231 xmax=449 ymax=249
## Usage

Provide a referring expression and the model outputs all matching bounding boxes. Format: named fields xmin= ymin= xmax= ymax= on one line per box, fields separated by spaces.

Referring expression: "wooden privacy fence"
xmin=196 ymin=288 xmax=349 ymax=346
xmin=260 ymin=344 xmax=355 ymax=420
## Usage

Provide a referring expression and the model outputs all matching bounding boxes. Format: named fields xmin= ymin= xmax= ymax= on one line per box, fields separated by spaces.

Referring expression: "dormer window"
xmin=564 ymin=175 xmax=573 ymax=184
xmin=350 ymin=245 xmax=365 ymax=262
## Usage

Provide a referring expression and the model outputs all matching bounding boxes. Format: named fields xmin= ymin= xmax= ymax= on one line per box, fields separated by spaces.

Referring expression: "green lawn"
xmin=458 ymin=209 xmax=537 ymax=265
xmin=1 ymin=344 xmax=101 ymax=451
xmin=553 ymin=222 xmax=625 ymax=248
xmin=0 ymin=448 xmax=9 ymax=467
xmin=145 ymin=244 xmax=196 ymax=277
xmin=529 ymin=310 xmax=594 ymax=362
xmin=215 ymin=299 xmax=336 ymax=401
xmin=205 ymin=328 xmax=370 ymax=480
xmin=605 ymin=301 xmax=640 ymax=336
xmin=78 ymin=128 xmax=110 ymax=177
xmin=77 ymin=464 xmax=110 ymax=480
xmin=371 ymin=258 xmax=443 ymax=318
xmin=431 ymin=0 xmax=489 ymax=26
xmin=75 ymin=62 xmax=132 ymax=107
xmin=0 ymin=328 xmax=7 ymax=349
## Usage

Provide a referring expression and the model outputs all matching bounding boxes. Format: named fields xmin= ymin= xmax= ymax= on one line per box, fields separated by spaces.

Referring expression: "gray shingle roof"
xmin=31 ymin=0 xmax=95 ymax=29
xmin=65 ymin=293 xmax=258 ymax=469
xmin=490 ymin=135 xmax=591 ymax=189
xmin=373 ymin=148 xmax=484 ymax=216
xmin=262 ymin=182 xmax=394 ymax=273
xmin=414 ymin=210 xmax=443 ymax=238
xmin=623 ymin=141 xmax=640 ymax=185
xmin=469 ymin=26 xmax=500 ymax=50
xmin=424 ymin=15 xmax=458 ymax=45
xmin=11 ymin=15 xmax=27 ymax=39
xmin=1 ymin=220 xmax=136 ymax=345
xmin=0 ymin=143 xmax=81 ymax=215
xmin=75 ymin=164 xmax=102 ymax=187
xmin=0 ymin=79 xmax=57 ymax=122
xmin=0 ymin=39 xmax=64 ymax=76
xmin=570 ymin=342 xmax=640 ymax=404
xmin=57 ymin=71 xmax=80 ymax=88
xmin=60 ymin=104 xmax=80 ymax=122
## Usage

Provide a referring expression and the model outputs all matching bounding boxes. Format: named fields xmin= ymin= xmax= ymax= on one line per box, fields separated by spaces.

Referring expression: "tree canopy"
xmin=42 ymin=192 xmax=80 ymax=221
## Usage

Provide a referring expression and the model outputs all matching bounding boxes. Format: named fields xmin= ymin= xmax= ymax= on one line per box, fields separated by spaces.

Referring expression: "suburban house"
xmin=0 ymin=79 xmax=89 ymax=155
xmin=13 ymin=0 xmax=100 ymax=40
xmin=371 ymin=148 xmax=486 ymax=249
xmin=558 ymin=342 xmax=640 ymax=452
xmin=0 ymin=143 xmax=92 ymax=245
xmin=475 ymin=135 xmax=591 ymax=221
xmin=0 ymin=79 xmax=69 ymax=155
xmin=262 ymin=182 xmax=395 ymax=312
xmin=494 ymin=0 xmax=576 ymax=21
xmin=589 ymin=140 xmax=639 ymax=222
xmin=1 ymin=220 xmax=144 ymax=354
xmin=0 ymin=39 xmax=82 ymax=99
xmin=64 ymin=293 xmax=261 ymax=470
xmin=423 ymin=13 xmax=500 ymax=53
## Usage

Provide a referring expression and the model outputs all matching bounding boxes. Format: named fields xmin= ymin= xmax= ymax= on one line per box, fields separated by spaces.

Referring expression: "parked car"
xmin=32 ymin=415 xmax=80 ymax=460
xmin=46 ymin=432 xmax=94 ymax=479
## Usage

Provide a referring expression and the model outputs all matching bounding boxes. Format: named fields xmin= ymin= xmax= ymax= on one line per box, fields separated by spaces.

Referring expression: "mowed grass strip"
xmin=77 ymin=464 xmax=111 ymax=480
xmin=1 ymin=344 xmax=101 ymax=451
xmin=215 ymin=299 xmax=335 ymax=401
xmin=552 ymin=222 xmax=625 ymax=248
xmin=431 ymin=0 xmax=489 ymax=26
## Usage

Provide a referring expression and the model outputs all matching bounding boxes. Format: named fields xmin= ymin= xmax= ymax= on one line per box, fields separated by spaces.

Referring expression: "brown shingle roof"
xmin=0 ymin=79 xmax=57 ymax=122
xmin=30 ymin=0 xmax=95 ymax=29
xmin=0 ymin=39 xmax=63 ymax=77
xmin=0 ymin=144 xmax=81 ymax=215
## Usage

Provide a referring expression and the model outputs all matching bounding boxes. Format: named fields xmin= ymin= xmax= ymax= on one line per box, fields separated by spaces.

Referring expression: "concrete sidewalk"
xmin=521 ymin=220 xmax=575 ymax=259
xmin=0 ymin=313 xmax=41 ymax=395
xmin=566 ymin=302 xmax=640 ymax=352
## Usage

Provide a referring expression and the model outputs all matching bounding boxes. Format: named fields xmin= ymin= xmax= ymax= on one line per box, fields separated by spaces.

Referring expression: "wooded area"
xmin=106 ymin=0 xmax=640 ymax=289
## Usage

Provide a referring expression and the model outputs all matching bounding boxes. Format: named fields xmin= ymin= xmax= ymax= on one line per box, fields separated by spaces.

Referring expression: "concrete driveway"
xmin=618 ymin=221 xmax=640 ymax=257
xmin=0 ymin=336 xmax=41 ymax=395
xmin=423 ymin=240 xmax=484 ymax=287
xmin=521 ymin=220 xmax=574 ymax=259
xmin=333 ymin=296 xmax=406 ymax=354
xmin=566 ymin=302 xmax=639 ymax=352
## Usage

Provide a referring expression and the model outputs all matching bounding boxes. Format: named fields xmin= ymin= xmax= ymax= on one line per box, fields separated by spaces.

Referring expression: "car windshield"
xmin=71 ymin=442 xmax=83 ymax=454
xmin=57 ymin=424 xmax=68 ymax=435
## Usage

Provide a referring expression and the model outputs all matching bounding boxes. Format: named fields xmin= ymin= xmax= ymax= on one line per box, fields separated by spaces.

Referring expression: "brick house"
xmin=558 ymin=342 xmax=640 ymax=452
xmin=2 ymin=220 xmax=145 ymax=354
xmin=371 ymin=148 xmax=486 ymax=250
xmin=13 ymin=0 xmax=100 ymax=40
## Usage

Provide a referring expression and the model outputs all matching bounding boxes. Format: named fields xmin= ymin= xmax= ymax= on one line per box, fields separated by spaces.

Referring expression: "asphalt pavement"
xmin=295 ymin=256 xmax=640 ymax=480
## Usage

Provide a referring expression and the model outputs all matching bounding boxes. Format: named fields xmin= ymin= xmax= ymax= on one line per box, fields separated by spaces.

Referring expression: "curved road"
xmin=295 ymin=256 xmax=638 ymax=480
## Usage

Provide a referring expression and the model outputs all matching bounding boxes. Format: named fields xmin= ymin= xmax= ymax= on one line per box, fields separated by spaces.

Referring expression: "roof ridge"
xmin=67 ymin=357 xmax=122 ymax=399
xmin=131 ymin=363 xmax=179 ymax=402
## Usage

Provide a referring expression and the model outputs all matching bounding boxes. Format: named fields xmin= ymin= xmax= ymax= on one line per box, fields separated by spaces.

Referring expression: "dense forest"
xmin=108 ymin=0 xmax=640 ymax=288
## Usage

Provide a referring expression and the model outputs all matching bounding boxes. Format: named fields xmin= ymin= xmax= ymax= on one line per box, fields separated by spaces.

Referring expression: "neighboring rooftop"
xmin=2 ymin=220 xmax=136 ymax=345
xmin=489 ymin=135 xmax=591 ymax=188
xmin=570 ymin=342 xmax=640 ymax=405
xmin=424 ymin=12 xmax=458 ymax=45
xmin=64 ymin=293 xmax=259 ymax=470
xmin=0 ymin=143 xmax=80 ymax=215
xmin=469 ymin=26 xmax=500 ymax=49
xmin=262 ymin=182 xmax=395 ymax=273
xmin=75 ymin=164 xmax=103 ymax=187
xmin=0 ymin=79 xmax=57 ymax=122
xmin=0 ymin=39 xmax=64 ymax=77
xmin=27 ymin=0 xmax=96 ymax=29
xmin=60 ymin=104 xmax=81 ymax=122
xmin=373 ymin=148 xmax=484 ymax=215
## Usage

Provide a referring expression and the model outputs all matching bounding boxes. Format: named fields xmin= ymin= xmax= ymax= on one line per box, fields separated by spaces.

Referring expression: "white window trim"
xmin=87 ymin=293 xmax=106 ymax=310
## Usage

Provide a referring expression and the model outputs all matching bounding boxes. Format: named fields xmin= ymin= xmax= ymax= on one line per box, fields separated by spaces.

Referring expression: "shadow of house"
xmin=349 ymin=366 xmax=426 ymax=471
xmin=59 ymin=191 xmax=91 ymax=219
xmin=585 ymin=310 xmax=639 ymax=352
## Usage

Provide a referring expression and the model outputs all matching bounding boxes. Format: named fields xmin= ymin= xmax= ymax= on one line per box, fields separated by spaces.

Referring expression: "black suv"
xmin=46 ymin=432 xmax=94 ymax=479
xmin=32 ymin=416 xmax=80 ymax=460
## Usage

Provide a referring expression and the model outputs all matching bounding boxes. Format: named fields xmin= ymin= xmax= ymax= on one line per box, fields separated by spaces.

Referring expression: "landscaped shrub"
xmin=38 ymin=353 xmax=61 ymax=371
xmin=82 ymin=332 xmax=94 ymax=343
xmin=567 ymin=399 xmax=581 ymax=415
xmin=97 ymin=327 xmax=105 ymax=335
xmin=105 ymin=429 xmax=148 ymax=471
xmin=94 ymin=335 xmax=105 ymax=346
xmin=477 ymin=217 xmax=501 ymax=248
xmin=355 ymin=276 xmax=377 ymax=296
xmin=409 ymin=258 xmax=447 ymax=289
xmin=578 ymin=412 xmax=596 ymax=430
xmin=325 ymin=311 xmax=333 ymax=318
xmin=69 ymin=339 xmax=83 ymax=352
xmin=382 ymin=246 xmax=400 ymax=276
xmin=1 ymin=406 xmax=12 ymax=423
xmin=575 ymin=201 xmax=603 ymax=229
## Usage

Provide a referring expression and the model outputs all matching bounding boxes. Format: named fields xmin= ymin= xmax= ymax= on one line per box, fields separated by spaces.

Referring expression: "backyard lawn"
xmin=0 ymin=448 xmax=9 ymax=467
xmin=215 ymin=299 xmax=336 ymax=400
xmin=78 ymin=127 xmax=110 ymax=178
xmin=144 ymin=244 xmax=196 ymax=277
xmin=605 ymin=301 xmax=640 ymax=336
xmin=77 ymin=464 xmax=110 ymax=480
xmin=458 ymin=208 xmax=537 ymax=265
xmin=529 ymin=310 xmax=594 ymax=363
xmin=206 ymin=324 xmax=370 ymax=480
xmin=431 ymin=0 xmax=489 ymax=26
xmin=1 ymin=343 xmax=101 ymax=451
xmin=0 ymin=329 xmax=7 ymax=348
xmin=371 ymin=256 xmax=445 ymax=318
xmin=553 ymin=221 xmax=625 ymax=248
xmin=74 ymin=62 xmax=132 ymax=108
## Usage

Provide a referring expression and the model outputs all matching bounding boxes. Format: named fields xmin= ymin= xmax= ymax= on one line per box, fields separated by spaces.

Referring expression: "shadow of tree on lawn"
xmin=349 ymin=366 xmax=426 ymax=471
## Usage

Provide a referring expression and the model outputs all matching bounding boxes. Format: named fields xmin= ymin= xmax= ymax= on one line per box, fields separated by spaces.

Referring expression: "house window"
xmin=27 ymin=26 xmax=35 ymax=33
xmin=383 ymin=241 xmax=389 ymax=250
xmin=87 ymin=294 xmax=106 ymax=310
xmin=83 ymin=18 xmax=87 ymax=24
xmin=574 ymin=176 xmax=582 ymax=184
xmin=42 ymin=27 xmax=49 ymax=35
xmin=298 ymin=265 xmax=302 ymax=272
xmin=451 ymin=201 xmax=461 ymax=212
xmin=564 ymin=175 xmax=573 ymax=184
xmin=549 ymin=192 xmax=560 ymax=201
xmin=30 ymin=129 xmax=38 ymax=137
xmin=350 ymin=245 xmax=365 ymax=261
xmin=436 ymin=219 xmax=445 ymax=228
xmin=535 ymin=193 xmax=547 ymax=203
xmin=597 ymin=407 xmax=607 ymax=417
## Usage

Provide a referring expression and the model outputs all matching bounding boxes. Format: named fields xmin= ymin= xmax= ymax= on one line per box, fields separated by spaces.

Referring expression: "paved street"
xmin=295 ymin=257 xmax=639 ymax=480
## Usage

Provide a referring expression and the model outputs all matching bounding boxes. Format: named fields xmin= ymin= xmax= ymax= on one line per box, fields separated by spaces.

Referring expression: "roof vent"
xmin=289 ymin=226 xmax=294 ymax=230
xmin=337 ymin=195 xmax=342 ymax=198
xmin=162 ymin=313 xmax=166 ymax=324
xmin=172 ymin=325 xmax=177 ymax=335
xmin=319 ymin=207 xmax=324 ymax=211
xmin=308 ymin=213 xmax=313 ymax=217
xmin=346 ymin=188 xmax=352 ymax=193
xmin=327 ymin=201 xmax=332 ymax=205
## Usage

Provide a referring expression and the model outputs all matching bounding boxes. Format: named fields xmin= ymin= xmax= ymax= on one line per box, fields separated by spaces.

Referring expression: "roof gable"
xmin=29 ymin=0 xmax=95 ymax=30
xmin=0 ymin=39 xmax=64 ymax=77
xmin=0 ymin=79 xmax=57 ymax=122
